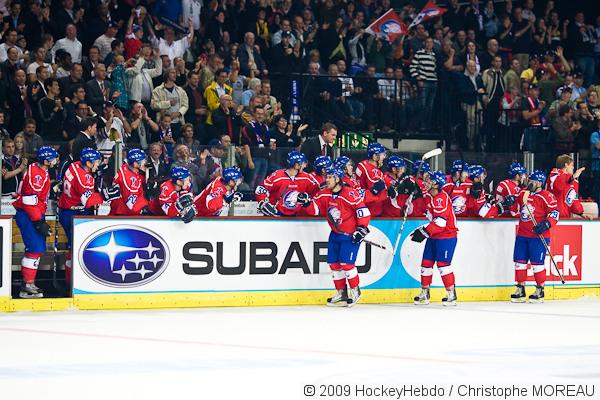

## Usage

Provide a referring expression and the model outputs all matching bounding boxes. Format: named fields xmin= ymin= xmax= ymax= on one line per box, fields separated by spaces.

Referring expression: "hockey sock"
xmin=21 ymin=252 xmax=42 ymax=284
xmin=342 ymin=264 xmax=359 ymax=288
xmin=65 ymin=251 xmax=72 ymax=285
xmin=438 ymin=263 xmax=455 ymax=288
xmin=330 ymin=263 xmax=346 ymax=290
xmin=532 ymin=264 xmax=546 ymax=286
xmin=421 ymin=260 xmax=434 ymax=287
xmin=514 ymin=263 xmax=527 ymax=284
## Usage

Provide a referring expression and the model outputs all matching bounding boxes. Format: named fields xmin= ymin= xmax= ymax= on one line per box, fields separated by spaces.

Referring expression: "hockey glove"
xmin=352 ymin=226 xmax=370 ymax=244
xmin=495 ymin=202 xmax=505 ymax=215
xmin=224 ymin=192 xmax=243 ymax=204
xmin=33 ymin=220 xmax=52 ymax=237
xmin=370 ymin=179 xmax=386 ymax=195
xmin=50 ymin=181 xmax=62 ymax=200
xmin=175 ymin=192 xmax=194 ymax=212
xmin=180 ymin=205 xmax=197 ymax=224
xmin=258 ymin=201 xmax=279 ymax=217
xmin=502 ymin=195 xmax=516 ymax=207
xmin=397 ymin=178 xmax=415 ymax=195
xmin=410 ymin=227 xmax=429 ymax=243
xmin=319 ymin=180 xmax=328 ymax=190
xmin=470 ymin=182 xmax=483 ymax=199
xmin=533 ymin=219 xmax=552 ymax=235
xmin=387 ymin=185 xmax=398 ymax=199
xmin=412 ymin=185 xmax=423 ymax=198
xmin=297 ymin=192 xmax=312 ymax=207
xmin=102 ymin=185 xmax=121 ymax=201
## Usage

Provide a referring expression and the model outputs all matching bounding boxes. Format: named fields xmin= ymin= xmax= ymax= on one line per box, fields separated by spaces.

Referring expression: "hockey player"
xmin=546 ymin=154 xmax=586 ymax=218
xmin=334 ymin=156 xmax=360 ymax=189
xmin=355 ymin=143 xmax=387 ymax=216
xmin=110 ymin=149 xmax=149 ymax=216
xmin=511 ymin=170 xmax=559 ymax=303
xmin=304 ymin=166 xmax=371 ymax=306
xmin=382 ymin=156 xmax=413 ymax=217
xmin=13 ymin=146 xmax=59 ymax=298
xmin=255 ymin=151 xmax=319 ymax=216
xmin=495 ymin=162 xmax=526 ymax=216
xmin=58 ymin=148 xmax=121 ymax=284
xmin=443 ymin=160 xmax=472 ymax=216
xmin=195 ymin=167 xmax=244 ymax=216
xmin=310 ymin=156 xmax=332 ymax=189
xmin=148 ymin=166 xmax=196 ymax=223
xmin=408 ymin=160 xmax=431 ymax=217
xmin=411 ymin=170 xmax=459 ymax=306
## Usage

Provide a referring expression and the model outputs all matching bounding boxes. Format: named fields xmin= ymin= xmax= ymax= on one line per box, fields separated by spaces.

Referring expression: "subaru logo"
xmin=79 ymin=225 xmax=170 ymax=288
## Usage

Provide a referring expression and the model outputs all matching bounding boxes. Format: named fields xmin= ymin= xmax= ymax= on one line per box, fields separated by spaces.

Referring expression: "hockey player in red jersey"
xmin=495 ymin=162 xmax=526 ymax=216
xmin=195 ymin=167 xmax=244 ymax=216
xmin=355 ymin=143 xmax=387 ymax=216
xmin=411 ymin=170 xmax=459 ymax=306
xmin=13 ymin=147 xmax=59 ymax=298
xmin=58 ymin=148 xmax=121 ymax=284
xmin=148 ymin=167 xmax=196 ymax=223
xmin=304 ymin=166 xmax=371 ymax=306
xmin=382 ymin=156 xmax=412 ymax=217
xmin=443 ymin=160 xmax=472 ymax=217
xmin=546 ymin=154 xmax=587 ymax=218
xmin=110 ymin=149 xmax=149 ymax=215
xmin=510 ymin=170 xmax=559 ymax=303
xmin=334 ymin=156 xmax=360 ymax=189
xmin=408 ymin=160 xmax=430 ymax=217
xmin=255 ymin=151 xmax=319 ymax=216
xmin=309 ymin=156 xmax=332 ymax=190
xmin=464 ymin=165 xmax=514 ymax=218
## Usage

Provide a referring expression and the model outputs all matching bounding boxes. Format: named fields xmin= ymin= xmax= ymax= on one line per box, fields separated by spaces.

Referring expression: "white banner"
xmin=0 ymin=217 xmax=12 ymax=298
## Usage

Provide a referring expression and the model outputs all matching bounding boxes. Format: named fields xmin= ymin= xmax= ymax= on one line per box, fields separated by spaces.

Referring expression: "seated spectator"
xmin=2 ymin=139 xmax=27 ymax=196
xmin=178 ymin=123 xmax=201 ymax=155
xmin=242 ymin=78 xmax=261 ymax=106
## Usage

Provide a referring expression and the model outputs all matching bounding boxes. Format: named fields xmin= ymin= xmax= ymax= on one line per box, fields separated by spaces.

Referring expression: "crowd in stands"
xmin=0 ymin=0 xmax=599 ymax=201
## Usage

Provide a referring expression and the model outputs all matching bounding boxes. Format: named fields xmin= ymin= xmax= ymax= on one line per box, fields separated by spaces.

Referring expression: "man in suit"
xmin=72 ymin=117 xmax=98 ymax=161
xmin=300 ymin=122 xmax=337 ymax=172
xmin=85 ymin=63 xmax=111 ymax=115
xmin=6 ymin=69 xmax=30 ymax=135
xmin=145 ymin=142 xmax=169 ymax=199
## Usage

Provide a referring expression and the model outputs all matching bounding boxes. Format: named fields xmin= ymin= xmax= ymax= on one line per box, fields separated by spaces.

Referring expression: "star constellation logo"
xmin=78 ymin=225 xmax=170 ymax=288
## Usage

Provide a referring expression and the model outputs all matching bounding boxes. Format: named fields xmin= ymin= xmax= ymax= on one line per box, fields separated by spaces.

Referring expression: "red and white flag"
xmin=365 ymin=9 xmax=408 ymax=43
xmin=409 ymin=1 xmax=447 ymax=29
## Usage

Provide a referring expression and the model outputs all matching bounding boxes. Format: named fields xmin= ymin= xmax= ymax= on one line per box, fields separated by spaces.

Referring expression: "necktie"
xmin=99 ymin=81 xmax=105 ymax=100
xmin=322 ymin=144 xmax=326 ymax=156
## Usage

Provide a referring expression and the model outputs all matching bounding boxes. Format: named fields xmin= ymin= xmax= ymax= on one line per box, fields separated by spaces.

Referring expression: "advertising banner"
xmin=0 ymin=217 xmax=12 ymax=299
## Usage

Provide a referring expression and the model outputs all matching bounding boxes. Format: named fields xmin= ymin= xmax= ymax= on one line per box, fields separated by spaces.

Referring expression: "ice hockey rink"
xmin=1 ymin=298 xmax=599 ymax=400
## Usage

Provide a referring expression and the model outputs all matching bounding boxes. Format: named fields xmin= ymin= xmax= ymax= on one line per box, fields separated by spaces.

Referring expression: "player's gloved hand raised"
xmin=396 ymin=177 xmax=414 ymax=195
xmin=533 ymin=219 xmax=552 ymax=235
xmin=470 ymin=182 xmax=483 ymax=198
xmin=33 ymin=220 xmax=52 ymax=237
xmin=297 ymin=192 xmax=312 ymax=207
xmin=258 ymin=201 xmax=278 ymax=217
xmin=502 ymin=195 xmax=516 ymax=207
xmin=387 ymin=185 xmax=398 ymax=199
xmin=370 ymin=179 xmax=385 ymax=195
xmin=224 ymin=191 xmax=243 ymax=204
xmin=175 ymin=192 xmax=194 ymax=212
xmin=410 ymin=227 xmax=429 ymax=243
xmin=102 ymin=185 xmax=121 ymax=201
xmin=180 ymin=205 xmax=196 ymax=223
xmin=352 ymin=226 xmax=369 ymax=243
xmin=319 ymin=180 xmax=327 ymax=190
xmin=50 ymin=181 xmax=62 ymax=200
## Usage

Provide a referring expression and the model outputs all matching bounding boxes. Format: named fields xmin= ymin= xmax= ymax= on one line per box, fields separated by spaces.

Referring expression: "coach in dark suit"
xmin=72 ymin=117 xmax=98 ymax=161
xmin=85 ymin=64 xmax=111 ymax=115
xmin=300 ymin=122 xmax=337 ymax=172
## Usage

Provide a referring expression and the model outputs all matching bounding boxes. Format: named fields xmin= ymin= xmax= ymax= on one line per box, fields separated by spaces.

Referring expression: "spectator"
xmin=271 ymin=31 xmax=301 ymax=74
xmin=590 ymin=119 xmax=600 ymax=200
xmin=104 ymin=39 xmax=125 ymax=67
xmin=85 ymin=63 xmax=112 ymax=115
xmin=463 ymin=41 xmax=481 ymax=75
xmin=178 ymin=123 xmax=201 ymax=154
xmin=197 ymin=139 xmax=226 ymax=188
xmin=93 ymin=22 xmax=119 ymax=60
xmin=410 ymin=37 xmax=438 ymax=132
xmin=212 ymin=94 xmax=244 ymax=145
xmin=52 ymin=24 xmax=83 ymax=63
xmin=72 ymin=117 xmax=98 ymax=161
xmin=0 ymin=28 xmax=23 ymax=63
xmin=6 ymin=69 xmax=30 ymax=135
xmin=124 ymin=16 xmax=144 ymax=60
xmin=459 ymin=60 xmax=487 ymax=151
xmin=479 ymin=38 xmax=499 ymax=71
xmin=54 ymin=0 xmax=84 ymax=38
xmin=146 ymin=142 xmax=169 ymax=199
xmin=568 ymin=12 xmax=597 ymax=86
xmin=157 ymin=113 xmax=176 ymax=163
xmin=152 ymin=20 xmax=194 ymax=66
xmin=38 ymin=78 xmax=67 ymax=142
xmin=184 ymin=70 xmax=206 ymax=135
xmin=97 ymin=102 xmax=129 ymax=159
xmin=59 ymin=63 xmax=84 ymax=101
xmin=21 ymin=119 xmax=44 ymax=158
xmin=552 ymin=104 xmax=581 ymax=153
xmin=520 ymin=54 xmax=540 ymax=83
xmin=129 ymin=102 xmax=159 ymax=150
xmin=512 ymin=7 xmax=534 ymax=69
xmin=237 ymin=32 xmax=267 ymax=77
xmin=548 ymin=86 xmax=575 ymax=122
xmin=128 ymin=45 xmax=163 ymax=110
xmin=151 ymin=68 xmax=189 ymax=139
xmin=482 ymin=56 xmax=507 ymax=150
xmin=337 ymin=59 xmax=364 ymax=121
xmin=64 ymin=99 xmax=91 ymax=140
xmin=199 ymin=54 xmax=224 ymax=93
xmin=26 ymin=46 xmax=52 ymax=78
xmin=2 ymin=139 xmax=27 ymax=196
xmin=241 ymin=105 xmax=269 ymax=188
xmin=300 ymin=122 xmax=336 ymax=170
xmin=1 ymin=47 xmax=20 ymax=87
xmin=242 ymin=78 xmax=261 ymax=106
xmin=171 ymin=144 xmax=202 ymax=194
xmin=504 ymin=58 xmax=521 ymax=91
xmin=500 ymin=85 xmax=523 ymax=152
xmin=570 ymin=72 xmax=586 ymax=101
xmin=204 ymin=68 xmax=233 ymax=126
xmin=269 ymin=115 xmax=306 ymax=148
xmin=521 ymin=84 xmax=546 ymax=152
xmin=0 ymin=111 xmax=10 ymax=139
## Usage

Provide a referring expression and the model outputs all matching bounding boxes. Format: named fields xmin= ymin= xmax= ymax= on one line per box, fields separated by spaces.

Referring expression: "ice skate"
xmin=529 ymin=285 xmax=544 ymax=303
xmin=442 ymin=288 xmax=457 ymax=306
xmin=19 ymin=283 xmax=43 ymax=299
xmin=326 ymin=289 xmax=348 ymax=307
xmin=346 ymin=287 xmax=361 ymax=307
xmin=413 ymin=288 xmax=430 ymax=305
xmin=510 ymin=284 xmax=526 ymax=303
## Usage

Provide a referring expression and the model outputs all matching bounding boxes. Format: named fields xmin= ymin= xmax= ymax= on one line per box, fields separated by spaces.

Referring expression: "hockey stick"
xmin=326 ymin=208 xmax=387 ymax=251
xmin=52 ymin=206 xmax=61 ymax=293
xmin=522 ymin=190 xmax=565 ymax=284
xmin=392 ymin=148 xmax=442 ymax=256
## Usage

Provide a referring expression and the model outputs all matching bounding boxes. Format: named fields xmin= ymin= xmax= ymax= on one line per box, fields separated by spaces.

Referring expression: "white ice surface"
xmin=1 ymin=299 xmax=599 ymax=400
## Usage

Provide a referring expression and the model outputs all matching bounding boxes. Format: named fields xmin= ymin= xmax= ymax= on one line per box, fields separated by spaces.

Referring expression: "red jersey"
xmin=496 ymin=179 xmax=522 ymax=202
xmin=355 ymin=160 xmax=386 ymax=216
xmin=423 ymin=191 xmax=458 ymax=239
xmin=255 ymin=169 xmax=319 ymax=216
xmin=13 ymin=163 xmax=50 ymax=222
xmin=442 ymin=179 xmax=473 ymax=216
xmin=306 ymin=186 xmax=371 ymax=234
xmin=343 ymin=175 xmax=361 ymax=190
xmin=110 ymin=164 xmax=148 ymax=215
xmin=382 ymin=173 xmax=409 ymax=217
xmin=58 ymin=162 xmax=103 ymax=210
xmin=148 ymin=181 xmax=184 ymax=217
xmin=464 ymin=190 xmax=499 ymax=219
xmin=309 ymin=172 xmax=326 ymax=191
xmin=409 ymin=176 xmax=428 ymax=217
xmin=546 ymin=168 xmax=582 ymax=218
xmin=194 ymin=177 xmax=230 ymax=216
xmin=513 ymin=190 xmax=559 ymax=239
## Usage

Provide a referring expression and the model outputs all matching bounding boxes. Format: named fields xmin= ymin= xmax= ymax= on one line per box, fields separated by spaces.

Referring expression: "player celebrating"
xmin=495 ymin=162 xmax=526 ymax=216
xmin=382 ymin=156 xmax=412 ymax=217
xmin=13 ymin=146 xmax=59 ymax=298
xmin=334 ymin=156 xmax=360 ymax=189
xmin=443 ymin=160 xmax=472 ymax=216
xmin=149 ymin=167 xmax=196 ymax=223
xmin=58 ymin=148 xmax=121 ymax=284
xmin=310 ymin=156 xmax=332 ymax=189
xmin=305 ymin=167 xmax=371 ymax=307
xmin=355 ymin=143 xmax=387 ymax=216
xmin=195 ymin=167 xmax=244 ymax=216
xmin=408 ymin=160 xmax=431 ymax=217
xmin=511 ymin=170 xmax=559 ymax=303
xmin=411 ymin=170 xmax=459 ymax=306
xmin=255 ymin=151 xmax=319 ymax=216
xmin=110 ymin=149 xmax=149 ymax=216
xmin=546 ymin=154 xmax=586 ymax=218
